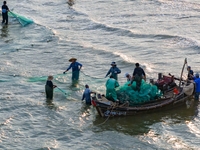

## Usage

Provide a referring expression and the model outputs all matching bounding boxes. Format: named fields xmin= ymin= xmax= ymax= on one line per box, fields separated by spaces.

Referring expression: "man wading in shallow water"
xmin=45 ymin=75 xmax=57 ymax=100
xmin=82 ymin=84 xmax=94 ymax=105
xmin=1 ymin=1 xmax=9 ymax=25
xmin=193 ymin=73 xmax=200 ymax=101
xmin=63 ymin=58 xmax=82 ymax=81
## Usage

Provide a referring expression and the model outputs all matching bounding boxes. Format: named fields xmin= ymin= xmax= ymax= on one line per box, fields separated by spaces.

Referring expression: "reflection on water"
xmin=1 ymin=25 xmax=9 ymax=38
xmin=92 ymin=100 xmax=199 ymax=136
xmin=80 ymin=103 xmax=92 ymax=117
xmin=72 ymin=80 xmax=79 ymax=87
xmin=79 ymin=103 xmax=96 ymax=128
xmin=45 ymin=99 xmax=56 ymax=110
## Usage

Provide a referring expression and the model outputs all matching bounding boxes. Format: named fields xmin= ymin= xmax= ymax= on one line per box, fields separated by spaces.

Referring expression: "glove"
xmin=114 ymin=71 xmax=117 ymax=73
xmin=63 ymin=72 xmax=66 ymax=74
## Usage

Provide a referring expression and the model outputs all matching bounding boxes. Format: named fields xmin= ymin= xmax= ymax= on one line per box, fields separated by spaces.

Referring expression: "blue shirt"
xmin=67 ymin=62 xmax=82 ymax=72
xmin=106 ymin=66 xmax=121 ymax=76
xmin=194 ymin=78 xmax=200 ymax=92
xmin=2 ymin=5 xmax=9 ymax=13
xmin=82 ymin=88 xmax=91 ymax=103
xmin=106 ymin=66 xmax=121 ymax=80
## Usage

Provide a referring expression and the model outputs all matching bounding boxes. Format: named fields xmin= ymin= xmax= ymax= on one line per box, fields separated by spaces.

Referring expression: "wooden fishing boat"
xmin=91 ymin=75 xmax=195 ymax=117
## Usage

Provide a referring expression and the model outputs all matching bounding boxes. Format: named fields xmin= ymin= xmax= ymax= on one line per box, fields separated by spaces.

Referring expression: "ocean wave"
xmin=158 ymin=0 xmax=200 ymax=10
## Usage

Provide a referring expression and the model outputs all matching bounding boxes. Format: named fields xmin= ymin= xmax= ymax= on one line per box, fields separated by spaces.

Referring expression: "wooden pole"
xmin=179 ymin=58 xmax=187 ymax=87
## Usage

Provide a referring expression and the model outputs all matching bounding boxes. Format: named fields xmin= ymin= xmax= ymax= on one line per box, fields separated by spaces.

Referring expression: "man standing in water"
xmin=82 ymin=84 xmax=92 ymax=105
xmin=193 ymin=73 xmax=200 ymax=101
xmin=2 ymin=1 xmax=9 ymax=25
xmin=105 ymin=62 xmax=121 ymax=80
xmin=129 ymin=63 xmax=146 ymax=91
xmin=45 ymin=75 xmax=57 ymax=100
xmin=63 ymin=58 xmax=82 ymax=81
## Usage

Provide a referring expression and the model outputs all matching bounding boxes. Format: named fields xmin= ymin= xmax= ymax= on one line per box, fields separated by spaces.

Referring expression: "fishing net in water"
xmin=27 ymin=74 xmax=71 ymax=97
xmin=8 ymin=11 xmax=33 ymax=26
xmin=27 ymin=74 xmax=68 ymax=82
xmin=116 ymin=80 xmax=162 ymax=106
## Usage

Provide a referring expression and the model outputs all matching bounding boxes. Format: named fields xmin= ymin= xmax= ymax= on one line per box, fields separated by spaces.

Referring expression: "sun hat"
xmin=69 ymin=58 xmax=77 ymax=62
xmin=47 ymin=75 xmax=53 ymax=80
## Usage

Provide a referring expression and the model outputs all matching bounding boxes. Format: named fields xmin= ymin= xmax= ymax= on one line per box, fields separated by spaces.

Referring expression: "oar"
xmin=56 ymin=87 xmax=67 ymax=96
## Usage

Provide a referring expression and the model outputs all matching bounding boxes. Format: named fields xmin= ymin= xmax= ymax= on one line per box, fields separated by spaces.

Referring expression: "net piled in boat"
xmin=116 ymin=80 xmax=162 ymax=106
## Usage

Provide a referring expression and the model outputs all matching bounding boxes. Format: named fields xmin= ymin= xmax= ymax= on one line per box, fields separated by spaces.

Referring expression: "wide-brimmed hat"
xmin=47 ymin=75 xmax=53 ymax=80
xmin=111 ymin=62 xmax=116 ymax=66
xmin=69 ymin=58 xmax=77 ymax=62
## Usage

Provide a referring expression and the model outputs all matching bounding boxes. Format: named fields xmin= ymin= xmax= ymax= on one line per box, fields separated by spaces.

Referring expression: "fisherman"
xmin=45 ymin=75 xmax=57 ymax=100
xmin=105 ymin=75 xmax=119 ymax=102
xmin=129 ymin=63 xmax=146 ymax=91
xmin=193 ymin=73 xmax=200 ymax=100
xmin=82 ymin=84 xmax=92 ymax=105
xmin=187 ymin=66 xmax=194 ymax=80
xmin=1 ymin=1 xmax=9 ymax=25
xmin=105 ymin=62 xmax=121 ymax=80
xmin=63 ymin=58 xmax=82 ymax=81
xmin=125 ymin=73 xmax=132 ymax=82
xmin=67 ymin=0 xmax=74 ymax=6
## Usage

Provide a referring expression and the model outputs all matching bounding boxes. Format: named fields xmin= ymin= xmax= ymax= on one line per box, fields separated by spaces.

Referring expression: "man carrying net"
xmin=1 ymin=1 xmax=9 ymax=25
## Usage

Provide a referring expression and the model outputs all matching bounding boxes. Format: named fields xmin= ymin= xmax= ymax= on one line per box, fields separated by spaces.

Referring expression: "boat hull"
xmin=92 ymin=93 xmax=193 ymax=117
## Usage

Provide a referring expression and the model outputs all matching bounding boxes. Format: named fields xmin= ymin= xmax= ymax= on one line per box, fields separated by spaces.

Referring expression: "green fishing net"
xmin=27 ymin=74 xmax=70 ymax=97
xmin=8 ymin=11 xmax=33 ymax=26
xmin=116 ymin=80 xmax=162 ymax=106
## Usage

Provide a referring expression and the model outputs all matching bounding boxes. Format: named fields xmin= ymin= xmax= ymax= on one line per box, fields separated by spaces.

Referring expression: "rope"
xmin=81 ymin=70 xmax=105 ymax=79
xmin=118 ymin=101 xmax=129 ymax=107
xmin=95 ymin=102 xmax=118 ymax=126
